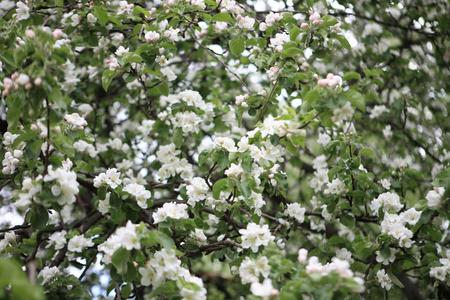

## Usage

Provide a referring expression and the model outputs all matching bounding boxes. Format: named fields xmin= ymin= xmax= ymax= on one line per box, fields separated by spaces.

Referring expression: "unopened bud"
xmin=34 ymin=77 xmax=42 ymax=86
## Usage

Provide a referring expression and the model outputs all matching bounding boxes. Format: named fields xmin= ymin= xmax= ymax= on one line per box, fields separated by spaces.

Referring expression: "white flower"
xmin=115 ymin=221 xmax=140 ymax=250
xmin=324 ymin=178 xmax=348 ymax=195
xmin=380 ymin=179 xmax=391 ymax=190
xmin=16 ymin=2 xmax=30 ymax=20
xmin=400 ymin=208 xmax=422 ymax=226
xmin=335 ymin=248 xmax=354 ymax=264
xmin=87 ymin=13 xmax=97 ymax=25
xmin=370 ymin=105 xmax=389 ymax=119
xmin=298 ymin=248 xmax=308 ymax=263
xmin=376 ymin=269 xmax=392 ymax=290
xmin=362 ymin=23 xmax=383 ymax=37
xmin=115 ymin=46 xmax=129 ymax=56
xmin=105 ymin=168 xmax=122 ymax=189
xmin=239 ymin=223 xmax=275 ymax=253
xmin=38 ymin=266 xmax=60 ymax=284
xmin=152 ymin=202 xmax=189 ymax=224
xmin=70 ymin=14 xmax=80 ymax=27
xmin=250 ymin=279 xmax=277 ymax=298
xmin=68 ymin=235 xmax=94 ymax=253
xmin=64 ymin=113 xmax=87 ymax=129
xmin=370 ymin=192 xmax=403 ymax=216
xmin=145 ymin=31 xmax=160 ymax=42
xmin=46 ymin=230 xmax=67 ymax=250
xmin=285 ymin=203 xmax=306 ymax=223
xmin=237 ymin=15 xmax=255 ymax=30
xmin=312 ymin=154 xmax=327 ymax=170
xmin=333 ymin=102 xmax=354 ymax=122
xmin=425 ymin=187 xmax=445 ymax=208
xmin=238 ymin=256 xmax=271 ymax=284
xmin=375 ymin=248 xmax=397 ymax=265
xmin=430 ymin=266 xmax=447 ymax=281
xmin=117 ymin=1 xmax=134 ymax=15
xmin=317 ymin=132 xmax=331 ymax=147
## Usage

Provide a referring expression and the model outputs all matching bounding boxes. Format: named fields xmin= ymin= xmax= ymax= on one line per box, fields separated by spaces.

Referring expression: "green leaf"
xmin=78 ymin=130 xmax=95 ymax=143
xmin=345 ymin=90 xmax=365 ymax=112
xmin=98 ymin=186 xmax=107 ymax=200
xmin=102 ymin=70 xmax=119 ymax=92
xmin=329 ymin=236 xmax=345 ymax=244
xmin=237 ymin=180 xmax=251 ymax=198
xmin=289 ymin=27 xmax=301 ymax=41
xmin=229 ymin=35 xmax=245 ymax=56
xmin=321 ymin=15 xmax=339 ymax=26
xmin=26 ymin=139 xmax=43 ymax=162
xmin=173 ymin=128 xmax=183 ymax=148
xmin=334 ymin=34 xmax=351 ymax=50
xmin=121 ymin=284 xmax=132 ymax=298
xmin=213 ymin=178 xmax=230 ymax=199
xmin=276 ymin=107 xmax=296 ymax=121
xmin=217 ymin=149 xmax=230 ymax=170
xmin=359 ymin=148 xmax=375 ymax=159
xmin=380 ymin=243 xmax=391 ymax=259
xmin=241 ymin=151 xmax=252 ymax=172
xmin=123 ymin=52 xmax=142 ymax=64
xmin=303 ymin=89 xmax=320 ymax=102
xmin=110 ymin=192 xmax=122 ymax=208
xmin=112 ymin=247 xmax=130 ymax=276
xmin=291 ymin=136 xmax=305 ymax=148
xmin=94 ymin=6 xmax=109 ymax=26
xmin=30 ymin=205 xmax=48 ymax=230
xmin=282 ymin=47 xmax=303 ymax=58
xmin=198 ymin=150 xmax=212 ymax=166
xmin=343 ymin=71 xmax=361 ymax=81
xmin=0 ymin=258 xmax=45 ymax=300
xmin=149 ymin=230 xmax=175 ymax=249
xmin=133 ymin=5 xmax=150 ymax=17
xmin=211 ymin=13 xmax=232 ymax=22
xmin=340 ymin=213 xmax=355 ymax=228
xmin=387 ymin=270 xmax=404 ymax=288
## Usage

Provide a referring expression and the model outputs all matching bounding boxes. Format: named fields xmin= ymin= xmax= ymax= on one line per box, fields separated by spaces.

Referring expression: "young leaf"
xmin=229 ymin=35 xmax=245 ymax=56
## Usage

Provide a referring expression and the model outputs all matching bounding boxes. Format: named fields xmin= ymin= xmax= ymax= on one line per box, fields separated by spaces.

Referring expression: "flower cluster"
xmin=239 ymin=223 xmax=275 ymax=253
xmin=380 ymin=208 xmax=422 ymax=248
xmin=138 ymin=249 xmax=207 ymax=299
xmin=152 ymin=202 xmax=189 ymax=224
xmin=43 ymin=164 xmax=79 ymax=206
xmin=123 ymin=183 xmax=151 ymax=209
xmin=284 ymin=203 xmax=306 ymax=223
xmin=156 ymin=143 xmax=194 ymax=181
xmin=98 ymin=221 xmax=140 ymax=264
xmin=429 ymin=255 xmax=450 ymax=281
xmin=369 ymin=192 xmax=403 ymax=216
xmin=300 ymin=248 xmax=365 ymax=292
xmin=238 ymin=256 xmax=271 ymax=284
xmin=93 ymin=168 xmax=122 ymax=189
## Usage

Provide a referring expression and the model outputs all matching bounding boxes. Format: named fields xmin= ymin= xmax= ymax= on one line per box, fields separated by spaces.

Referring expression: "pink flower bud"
xmin=24 ymin=82 xmax=32 ymax=89
xmin=309 ymin=12 xmax=320 ymax=21
xmin=2 ymin=166 xmax=11 ymax=174
xmin=53 ymin=29 xmax=63 ymax=39
xmin=25 ymin=29 xmax=35 ymax=39
xmin=31 ymin=124 xmax=38 ymax=131
xmin=34 ymin=77 xmax=42 ymax=86
xmin=318 ymin=79 xmax=329 ymax=87
xmin=298 ymin=248 xmax=308 ymax=263
xmin=300 ymin=23 xmax=308 ymax=28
